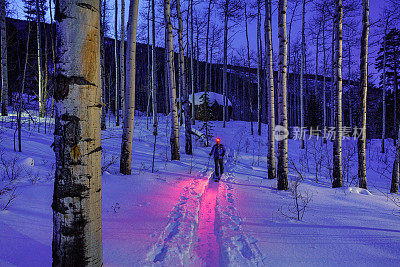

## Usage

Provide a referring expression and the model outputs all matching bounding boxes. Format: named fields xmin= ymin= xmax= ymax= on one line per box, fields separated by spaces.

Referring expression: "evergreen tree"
xmin=376 ymin=28 xmax=400 ymax=140
xmin=199 ymin=92 xmax=214 ymax=147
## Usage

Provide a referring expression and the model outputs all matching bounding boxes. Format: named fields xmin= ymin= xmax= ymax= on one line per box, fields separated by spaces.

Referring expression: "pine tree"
xmin=199 ymin=92 xmax=214 ymax=147
xmin=376 ymin=28 xmax=400 ymax=142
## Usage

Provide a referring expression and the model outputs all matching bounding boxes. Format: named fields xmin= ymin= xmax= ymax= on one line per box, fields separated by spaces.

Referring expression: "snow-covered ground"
xmin=0 ymin=112 xmax=399 ymax=266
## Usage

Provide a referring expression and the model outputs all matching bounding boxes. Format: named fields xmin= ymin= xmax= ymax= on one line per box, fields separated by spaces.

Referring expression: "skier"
xmin=209 ymin=137 xmax=226 ymax=181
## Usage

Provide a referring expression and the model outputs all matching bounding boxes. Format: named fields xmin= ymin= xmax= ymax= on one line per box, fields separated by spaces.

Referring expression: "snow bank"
xmin=345 ymin=186 xmax=373 ymax=196
xmin=19 ymin=157 xmax=34 ymax=168
xmin=188 ymin=92 xmax=232 ymax=107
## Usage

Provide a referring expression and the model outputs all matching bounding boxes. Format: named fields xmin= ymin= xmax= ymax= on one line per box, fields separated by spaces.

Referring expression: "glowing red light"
xmin=216 ymin=138 xmax=220 ymax=142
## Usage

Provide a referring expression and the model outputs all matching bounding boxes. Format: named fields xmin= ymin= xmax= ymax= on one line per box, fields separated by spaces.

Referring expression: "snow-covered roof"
xmin=188 ymin=92 xmax=232 ymax=106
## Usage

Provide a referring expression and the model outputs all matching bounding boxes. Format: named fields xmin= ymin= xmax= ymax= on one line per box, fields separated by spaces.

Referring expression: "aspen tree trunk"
xmin=100 ymin=0 xmax=107 ymax=130
xmin=52 ymin=0 xmax=102 ymax=264
xmin=115 ymin=0 xmax=120 ymax=126
xmin=49 ymin=0 xmax=57 ymax=118
xmin=19 ymin=22 xmax=32 ymax=152
xmin=222 ymin=0 xmax=228 ymax=128
xmin=120 ymin=0 xmax=140 ymax=175
xmin=348 ymin=44 xmax=352 ymax=129
xmin=391 ymin=125 xmax=400 ymax=193
xmin=120 ymin=0 xmax=126 ymax=121
xmin=265 ymin=0 xmax=276 ymax=180
xmin=164 ymin=27 xmax=169 ymax=115
xmin=42 ymin=4 xmax=49 ymax=117
xmin=381 ymin=26 xmax=387 ymax=153
xmin=204 ymin=0 xmax=212 ymax=93
xmin=394 ymin=67 xmax=398 ymax=145
xmin=332 ymin=0 xmax=343 ymax=188
xmin=257 ymin=2 xmax=262 ymax=136
xmin=315 ymin=28 xmax=319 ymax=96
xmin=287 ymin=2 xmax=298 ymax=126
xmin=36 ymin=0 xmax=44 ymax=117
xmin=323 ymin=5 xmax=327 ymax=143
xmin=300 ymin=0 xmax=305 ymax=149
xmin=196 ymin=19 xmax=200 ymax=97
xmin=146 ymin=4 xmax=151 ymax=128
xmin=244 ymin=3 xmax=253 ymax=135
xmin=0 ymin=0 xmax=8 ymax=116
xmin=331 ymin=20 xmax=334 ymax=128
xmin=277 ymin=0 xmax=289 ymax=190
xmin=151 ymin=0 xmax=158 ymax=172
xmin=358 ymin=0 xmax=369 ymax=190
xmin=165 ymin=0 xmax=180 ymax=160
xmin=190 ymin=0 xmax=195 ymax=125
xmin=177 ymin=0 xmax=193 ymax=155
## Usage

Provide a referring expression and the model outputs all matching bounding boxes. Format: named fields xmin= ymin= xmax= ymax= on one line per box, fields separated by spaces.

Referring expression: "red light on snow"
xmin=216 ymin=138 xmax=220 ymax=142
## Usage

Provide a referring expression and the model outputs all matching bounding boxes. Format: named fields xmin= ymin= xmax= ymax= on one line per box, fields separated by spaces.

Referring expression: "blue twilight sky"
xmin=9 ymin=0 xmax=396 ymax=85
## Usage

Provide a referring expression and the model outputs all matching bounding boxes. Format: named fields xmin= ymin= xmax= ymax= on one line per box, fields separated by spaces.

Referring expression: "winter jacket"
xmin=210 ymin=144 xmax=226 ymax=159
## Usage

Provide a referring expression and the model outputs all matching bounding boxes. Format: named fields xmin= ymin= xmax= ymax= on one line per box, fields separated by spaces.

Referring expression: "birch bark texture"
xmin=165 ymin=0 xmax=180 ymax=160
xmin=120 ymin=0 xmax=126 ymax=120
xmin=36 ymin=0 xmax=44 ymax=117
xmin=300 ymin=0 xmax=305 ymax=149
xmin=332 ymin=0 xmax=343 ymax=188
xmin=120 ymin=0 xmax=140 ymax=175
xmin=176 ymin=0 xmax=193 ymax=155
xmin=0 ymin=0 xmax=7 ymax=116
xmin=256 ymin=1 xmax=262 ymax=136
xmin=222 ymin=0 xmax=228 ymax=128
xmin=52 ymin=0 xmax=102 ymax=264
xmin=391 ymin=126 xmax=400 ymax=193
xmin=265 ymin=0 xmax=276 ymax=180
xmin=358 ymin=0 xmax=369 ymax=189
xmin=277 ymin=0 xmax=289 ymax=190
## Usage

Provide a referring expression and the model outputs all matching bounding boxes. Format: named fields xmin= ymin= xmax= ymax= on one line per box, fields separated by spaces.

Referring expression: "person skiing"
xmin=209 ymin=137 xmax=226 ymax=180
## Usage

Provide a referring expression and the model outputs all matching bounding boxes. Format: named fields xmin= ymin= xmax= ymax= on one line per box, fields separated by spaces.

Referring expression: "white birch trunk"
xmin=120 ymin=0 xmax=140 ymax=175
xmin=165 ymin=0 xmax=180 ymax=160
xmin=204 ymin=0 xmax=212 ymax=94
xmin=391 ymin=125 xmax=400 ymax=193
xmin=120 ymin=0 xmax=126 ymax=121
xmin=115 ymin=0 xmax=120 ymax=126
xmin=0 ymin=0 xmax=7 ymax=116
xmin=222 ymin=1 xmax=228 ymax=128
xmin=300 ymin=0 xmax=305 ymax=149
xmin=381 ymin=27 xmax=387 ymax=153
xmin=357 ymin=0 xmax=369 ymax=189
xmin=177 ymin=0 xmax=192 ymax=155
xmin=36 ymin=0 xmax=44 ymax=117
xmin=257 ymin=3 xmax=261 ymax=136
xmin=332 ymin=0 xmax=343 ymax=188
xmin=151 ymin=0 xmax=158 ymax=172
xmin=277 ymin=0 xmax=289 ymax=190
xmin=190 ymin=0 xmax=195 ymax=125
xmin=322 ymin=5 xmax=327 ymax=143
xmin=244 ymin=3 xmax=253 ymax=135
xmin=265 ymin=0 xmax=276 ymax=180
xmin=52 ymin=0 xmax=102 ymax=264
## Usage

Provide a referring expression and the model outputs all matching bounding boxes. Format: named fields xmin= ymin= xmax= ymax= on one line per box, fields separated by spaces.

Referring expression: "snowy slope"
xmin=0 ymin=113 xmax=399 ymax=266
